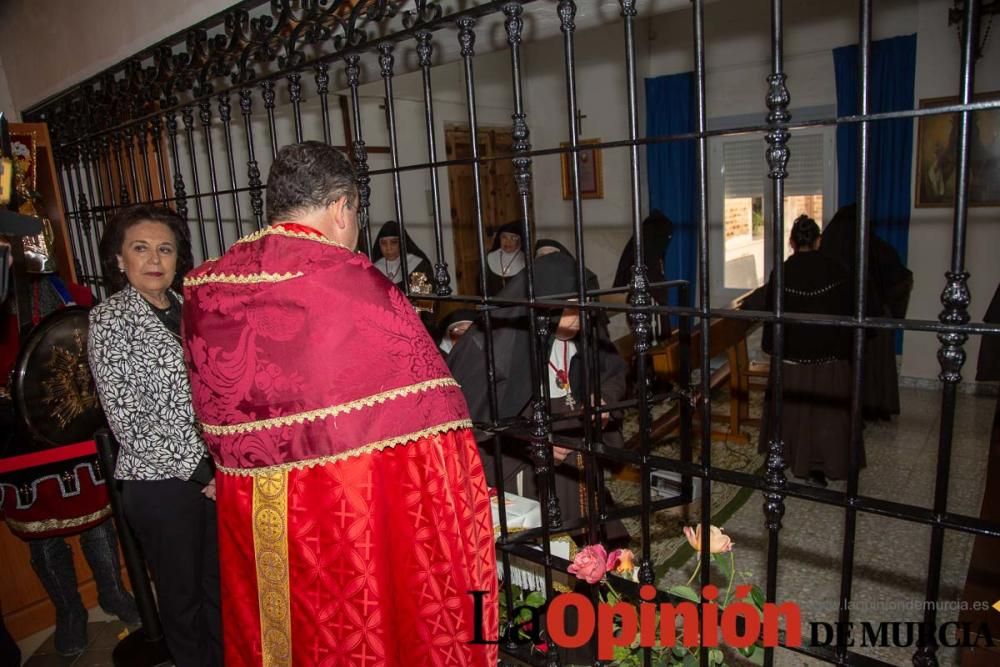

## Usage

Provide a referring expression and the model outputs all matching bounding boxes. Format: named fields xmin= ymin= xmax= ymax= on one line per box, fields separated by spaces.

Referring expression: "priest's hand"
xmin=202 ymin=479 xmax=217 ymax=501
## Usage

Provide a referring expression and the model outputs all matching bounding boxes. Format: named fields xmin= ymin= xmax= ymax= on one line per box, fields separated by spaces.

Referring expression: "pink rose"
xmin=568 ymin=544 xmax=608 ymax=584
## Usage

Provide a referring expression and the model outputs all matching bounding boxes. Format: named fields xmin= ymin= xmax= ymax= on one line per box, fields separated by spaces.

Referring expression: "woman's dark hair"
xmin=790 ymin=214 xmax=821 ymax=250
xmin=99 ymin=205 xmax=194 ymax=294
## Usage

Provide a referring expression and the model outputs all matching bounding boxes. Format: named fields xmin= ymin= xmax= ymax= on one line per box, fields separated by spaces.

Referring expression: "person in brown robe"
xmin=758 ymin=215 xmax=864 ymax=486
xmin=820 ymin=203 xmax=913 ymax=420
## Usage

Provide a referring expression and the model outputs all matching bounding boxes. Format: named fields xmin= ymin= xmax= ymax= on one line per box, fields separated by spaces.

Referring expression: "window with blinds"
xmin=721 ymin=132 xmax=828 ymax=289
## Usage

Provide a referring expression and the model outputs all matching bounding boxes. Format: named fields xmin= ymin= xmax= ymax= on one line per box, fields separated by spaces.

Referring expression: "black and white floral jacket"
xmin=88 ymin=285 xmax=207 ymax=481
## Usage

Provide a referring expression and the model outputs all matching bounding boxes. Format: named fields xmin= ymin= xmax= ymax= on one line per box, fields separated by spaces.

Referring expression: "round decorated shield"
xmin=10 ymin=306 xmax=105 ymax=449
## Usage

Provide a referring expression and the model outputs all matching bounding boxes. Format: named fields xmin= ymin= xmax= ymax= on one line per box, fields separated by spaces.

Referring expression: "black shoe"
xmin=807 ymin=472 xmax=828 ymax=488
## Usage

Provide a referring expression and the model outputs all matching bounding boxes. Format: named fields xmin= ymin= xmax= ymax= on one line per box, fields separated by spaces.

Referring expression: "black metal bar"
xmin=315 ymin=63 xmax=332 ymax=145
xmin=415 ymin=31 xmax=451 ymax=296
xmin=164 ymin=111 xmax=189 ymax=222
xmin=261 ymin=79 xmax=279 ymax=160
xmin=66 ymin=147 xmax=100 ymax=289
xmin=181 ymin=107 xmax=210 ymax=260
xmin=556 ymin=0 xmax=603 ymax=554
xmin=135 ymin=122 xmax=154 ymax=202
xmin=54 ymin=150 xmax=86 ymax=287
xmin=99 ymin=135 xmax=118 ymax=211
xmin=149 ymin=118 xmax=169 ymax=205
xmin=239 ymin=89 xmax=265 ymax=230
xmin=112 ymin=132 xmax=130 ymax=206
xmin=344 ymin=55 xmax=372 ymax=257
xmin=288 ymin=71 xmax=304 ymax=144
xmin=837 ymin=0 xmax=872 ymax=660
xmin=198 ymin=99 xmax=227 ymax=252
xmin=763 ymin=1 xmax=791 ymax=665
xmin=79 ymin=143 xmax=107 ymax=296
xmin=122 ymin=125 xmax=141 ymax=202
xmin=915 ymin=0 xmax=979 ymax=664
xmin=692 ymin=4 xmax=713 ymax=666
xmin=377 ymin=42 xmax=411 ymax=292
xmin=218 ymin=93 xmax=246 ymax=240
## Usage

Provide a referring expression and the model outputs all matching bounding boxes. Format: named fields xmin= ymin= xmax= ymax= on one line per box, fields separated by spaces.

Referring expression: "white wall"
xmin=0 ymin=0 xmax=236 ymax=111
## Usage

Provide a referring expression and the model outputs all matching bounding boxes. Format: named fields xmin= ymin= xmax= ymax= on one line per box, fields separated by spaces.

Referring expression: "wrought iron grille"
xmin=23 ymin=0 xmax=1000 ymax=665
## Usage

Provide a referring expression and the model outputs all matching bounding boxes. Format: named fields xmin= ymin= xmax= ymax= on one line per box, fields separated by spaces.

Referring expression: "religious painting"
xmin=915 ymin=93 xmax=1000 ymax=207
xmin=561 ymin=138 xmax=604 ymax=200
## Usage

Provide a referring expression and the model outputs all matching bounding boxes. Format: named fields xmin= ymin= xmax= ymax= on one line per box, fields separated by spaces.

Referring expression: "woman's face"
xmin=117 ymin=221 xmax=178 ymax=298
xmin=500 ymin=232 xmax=521 ymax=254
xmin=379 ymin=236 xmax=401 ymax=261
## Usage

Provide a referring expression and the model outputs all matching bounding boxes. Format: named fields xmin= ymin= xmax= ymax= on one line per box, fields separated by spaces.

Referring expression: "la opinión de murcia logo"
xmin=470 ymin=590 xmax=1000 ymax=657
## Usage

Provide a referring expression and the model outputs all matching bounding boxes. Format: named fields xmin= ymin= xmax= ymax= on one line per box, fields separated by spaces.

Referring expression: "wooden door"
xmin=445 ymin=126 xmax=534 ymax=298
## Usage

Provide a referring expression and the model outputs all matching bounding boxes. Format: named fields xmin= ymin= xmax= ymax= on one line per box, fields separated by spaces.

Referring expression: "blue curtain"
xmin=645 ymin=72 xmax=695 ymax=321
xmin=833 ymin=34 xmax=917 ymax=267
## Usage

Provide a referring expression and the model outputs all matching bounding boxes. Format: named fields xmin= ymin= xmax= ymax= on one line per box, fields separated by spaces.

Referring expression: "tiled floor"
xmin=659 ymin=387 xmax=995 ymax=666
xmin=21 ymin=614 xmax=128 ymax=667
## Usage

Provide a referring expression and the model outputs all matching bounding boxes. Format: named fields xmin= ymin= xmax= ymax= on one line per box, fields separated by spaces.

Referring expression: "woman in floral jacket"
xmin=88 ymin=205 xmax=221 ymax=667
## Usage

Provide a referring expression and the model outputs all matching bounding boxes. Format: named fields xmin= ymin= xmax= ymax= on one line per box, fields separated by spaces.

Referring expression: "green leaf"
xmin=750 ymin=585 xmax=766 ymax=610
xmin=667 ymin=585 xmax=701 ymax=603
xmin=683 ymin=653 xmax=699 ymax=667
xmin=746 ymin=645 xmax=765 ymax=666
xmin=708 ymin=648 xmax=724 ymax=665
xmin=510 ymin=584 xmax=523 ymax=599
xmin=525 ymin=591 xmax=545 ymax=608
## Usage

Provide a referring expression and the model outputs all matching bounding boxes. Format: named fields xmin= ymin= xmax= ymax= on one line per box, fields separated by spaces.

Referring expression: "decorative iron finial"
xmin=503 ymin=3 xmax=524 ymax=46
xmin=416 ymin=31 xmax=434 ymax=67
xmin=558 ymin=0 xmax=577 ymax=32
xmin=937 ymin=271 xmax=971 ymax=383
xmin=458 ymin=17 xmax=476 ymax=57
xmin=378 ymin=41 xmax=395 ymax=78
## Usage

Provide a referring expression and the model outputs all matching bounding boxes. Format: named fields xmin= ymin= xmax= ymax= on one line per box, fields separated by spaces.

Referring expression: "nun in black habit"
xmin=483 ymin=221 xmax=527 ymax=296
xmin=448 ymin=251 xmax=629 ymax=542
xmin=758 ymin=215 xmax=863 ymax=485
xmin=612 ymin=210 xmax=673 ymax=337
xmin=820 ymin=204 xmax=913 ymax=420
xmin=371 ymin=220 xmax=435 ymax=291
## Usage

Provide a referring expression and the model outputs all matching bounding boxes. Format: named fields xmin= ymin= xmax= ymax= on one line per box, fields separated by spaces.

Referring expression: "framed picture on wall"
xmin=561 ymin=139 xmax=604 ymax=200
xmin=915 ymin=93 xmax=1000 ymax=207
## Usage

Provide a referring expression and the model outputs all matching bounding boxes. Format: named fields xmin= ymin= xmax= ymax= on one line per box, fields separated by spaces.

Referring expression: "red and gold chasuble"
xmin=183 ymin=225 xmax=497 ymax=666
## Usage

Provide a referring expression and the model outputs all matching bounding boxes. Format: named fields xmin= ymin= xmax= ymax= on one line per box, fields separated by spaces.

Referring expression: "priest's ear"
xmin=329 ymin=193 xmax=358 ymax=231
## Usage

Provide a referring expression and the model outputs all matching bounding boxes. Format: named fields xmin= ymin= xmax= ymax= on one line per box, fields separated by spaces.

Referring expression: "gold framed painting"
xmin=561 ymin=138 xmax=604 ymax=200
xmin=915 ymin=93 xmax=1000 ymax=207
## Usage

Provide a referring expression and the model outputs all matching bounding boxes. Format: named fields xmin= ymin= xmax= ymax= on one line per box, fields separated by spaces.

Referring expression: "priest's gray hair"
xmin=266 ymin=141 xmax=358 ymax=224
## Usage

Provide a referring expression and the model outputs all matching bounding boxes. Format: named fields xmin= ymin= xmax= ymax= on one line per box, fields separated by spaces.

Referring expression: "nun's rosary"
xmin=385 ymin=259 xmax=401 ymax=282
xmin=548 ymin=339 xmax=576 ymax=409
xmin=500 ymin=251 xmax=520 ymax=276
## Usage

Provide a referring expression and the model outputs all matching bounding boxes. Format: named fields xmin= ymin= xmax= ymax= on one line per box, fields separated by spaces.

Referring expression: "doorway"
xmin=445 ymin=125 xmax=535 ymax=297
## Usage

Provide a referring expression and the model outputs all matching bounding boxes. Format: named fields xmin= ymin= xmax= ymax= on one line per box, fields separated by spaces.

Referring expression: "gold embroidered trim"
xmin=5 ymin=507 xmax=111 ymax=534
xmin=235 ymin=225 xmax=355 ymax=252
xmin=216 ymin=419 xmax=472 ymax=477
xmin=253 ymin=470 xmax=291 ymax=667
xmin=200 ymin=378 xmax=461 ymax=436
xmin=183 ymin=271 xmax=304 ymax=287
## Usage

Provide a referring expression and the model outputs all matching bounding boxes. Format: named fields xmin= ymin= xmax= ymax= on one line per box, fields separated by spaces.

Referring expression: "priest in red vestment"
xmin=182 ymin=141 xmax=497 ymax=666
